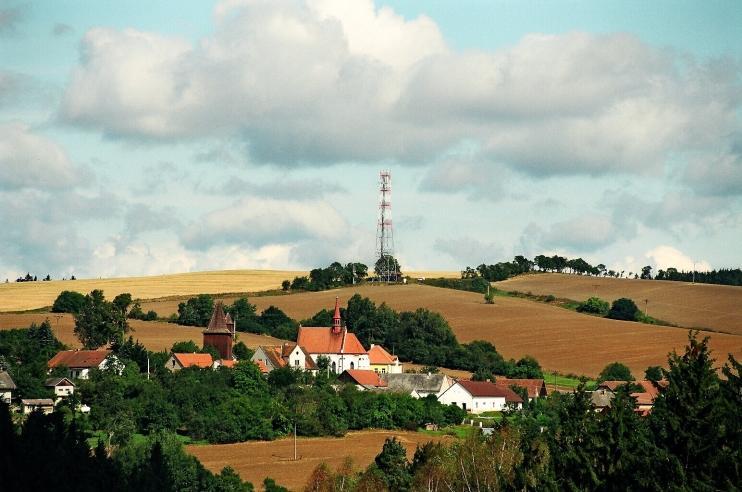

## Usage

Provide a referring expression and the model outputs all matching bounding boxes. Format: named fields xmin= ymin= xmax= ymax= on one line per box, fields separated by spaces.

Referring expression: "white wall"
xmin=1 ymin=390 xmax=11 ymax=404
xmin=310 ymin=353 xmax=370 ymax=373
xmin=437 ymin=383 xmax=509 ymax=414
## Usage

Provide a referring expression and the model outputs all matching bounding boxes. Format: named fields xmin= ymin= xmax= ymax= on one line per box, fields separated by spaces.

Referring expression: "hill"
xmin=141 ymin=283 xmax=742 ymax=378
xmin=494 ymin=273 xmax=742 ymax=335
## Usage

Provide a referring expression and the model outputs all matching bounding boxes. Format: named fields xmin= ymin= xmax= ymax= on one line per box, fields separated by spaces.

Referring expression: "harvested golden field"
xmin=0 ymin=313 xmax=285 ymax=352
xmin=495 ymin=273 xmax=742 ymax=335
xmin=185 ymin=283 xmax=741 ymax=378
xmin=0 ymin=269 xmax=307 ymax=312
xmin=187 ymin=430 xmax=452 ymax=491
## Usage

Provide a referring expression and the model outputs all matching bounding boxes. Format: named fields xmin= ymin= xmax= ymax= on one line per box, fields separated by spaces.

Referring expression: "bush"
xmin=577 ymin=296 xmax=610 ymax=315
xmin=607 ymin=298 xmax=639 ymax=321
xmin=598 ymin=362 xmax=634 ymax=382
xmin=51 ymin=290 xmax=86 ymax=314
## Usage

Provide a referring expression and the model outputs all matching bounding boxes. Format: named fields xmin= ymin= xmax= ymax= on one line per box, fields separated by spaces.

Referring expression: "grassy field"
xmin=0 ymin=313 xmax=286 ymax=352
xmin=495 ymin=273 xmax=742 ymax=335
xmin=0 ymin=270 xmax=308 ymax=312
xmin=169 ymin=283 xmax=741 ymax=378
xmin=186 ymin=430 xmax=454 ymax=490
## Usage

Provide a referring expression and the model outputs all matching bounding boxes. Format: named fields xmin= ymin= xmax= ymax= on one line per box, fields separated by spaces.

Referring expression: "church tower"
xmin=203 ymin=302 xmax=233 ymax=360
xmin=332 ymin=296 xmax=342 ymax=334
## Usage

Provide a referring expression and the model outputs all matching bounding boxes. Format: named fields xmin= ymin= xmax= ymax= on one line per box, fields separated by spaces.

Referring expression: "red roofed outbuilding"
xmin=48 ymin=350 xmax=115 ymax=380
xmin=166 ymin=353 xmax=214 ymax=371
xmin=368 ymin=344 xmax=402 ymax=374
xmin=495 ymin=378 xmax=547 ymax=400
xmin=339 ymin=369 xmax=388 ymax=390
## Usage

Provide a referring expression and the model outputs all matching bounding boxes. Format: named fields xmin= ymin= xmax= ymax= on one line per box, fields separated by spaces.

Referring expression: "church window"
xmin=350 ymin=361 xmax=355 ymax=369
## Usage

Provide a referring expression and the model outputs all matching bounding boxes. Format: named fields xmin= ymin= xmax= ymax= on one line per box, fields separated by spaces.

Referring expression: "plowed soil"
xmin=495 ymin=273 xmax=742 ymax=335
xmin=186 ymin=430 xmax=452 ymax=491
xmin=148 ymin=283 xmax=741 ymax=378
xmin=0 ymin=313 xmax=284 ymax=352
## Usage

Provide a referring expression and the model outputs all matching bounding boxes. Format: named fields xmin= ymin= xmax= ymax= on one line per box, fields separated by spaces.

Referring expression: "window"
xmin=350 ymin=361 xmax=355 ymax=369
xmin=294 ymin=359 xmax=299 ymax=366
xmin=382 ymin=368 xmax=386 ymax=374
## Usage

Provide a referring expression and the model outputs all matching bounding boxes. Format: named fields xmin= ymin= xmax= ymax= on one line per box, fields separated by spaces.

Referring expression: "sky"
xmin=0 ymin=0 xmax=740 ymax=280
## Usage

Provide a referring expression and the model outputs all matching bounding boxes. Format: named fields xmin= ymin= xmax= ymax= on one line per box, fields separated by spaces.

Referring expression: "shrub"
xmin=577 ymin=296 xmax=610 ymax=315
xmin=51 ymin=290 xmax=86 ymax=314
xmin=598 ymin=362 xmax=634 ymax=382
xmin=607 ymin=298 xmax=639 ymax=321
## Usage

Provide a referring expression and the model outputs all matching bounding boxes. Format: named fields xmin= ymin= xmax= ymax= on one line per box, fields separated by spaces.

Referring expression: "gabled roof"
xmin=204 ymin=302 xmax=232 ymax=334
xmin=495 ymin=378 xmax=547 ymax=398
xmin=597 ymin=380 xmax=630 ymax=392
xmin=48 ymin=350 xmax=111 ymax=369
xmin=341 ymin=369 xmax=387 ymax=387
xmin=296 ymin=327 xmax=367 ymax=355
xmin=457 ymin=380 xmax=524 ymax=403
xmin=259 ymin=346 xmax=288 ymax=369
xmin=219 ymin=359 xmax=236 ymax=368
xmin=0 ymin=371 xmax=16 ymax=390
xmin=172 ymin=353 xmax=213 ymax=368
xmin=255 ymin=359 xmax=269 ymax=374
xmin=45 ymin=377 xmax=75 ymax=387
xmin=368 ymin=344 xmax=398 ymax=365
xmin=259 ymin=344 xmax=318 ymax=370
xmin=383 ymin=373 xmax=449 ymax=393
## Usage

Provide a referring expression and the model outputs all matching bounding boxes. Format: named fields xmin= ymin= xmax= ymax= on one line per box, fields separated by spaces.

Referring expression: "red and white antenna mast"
xmin=376 ymin=170 xmax=396 ymax=283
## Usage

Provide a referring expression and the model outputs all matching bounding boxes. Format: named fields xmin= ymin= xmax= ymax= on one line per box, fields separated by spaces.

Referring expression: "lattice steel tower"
xmin=376 ymin=170 xmax=396 ymax=283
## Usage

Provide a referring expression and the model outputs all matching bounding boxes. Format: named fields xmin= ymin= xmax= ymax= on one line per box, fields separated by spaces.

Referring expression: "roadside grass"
xmin=419 ymin=425 xmax=477 ymax=439
xmin=86 ymin=431 xmax=208 ymax=449
xmin=544 ymin=372 xmax=596 ymax=391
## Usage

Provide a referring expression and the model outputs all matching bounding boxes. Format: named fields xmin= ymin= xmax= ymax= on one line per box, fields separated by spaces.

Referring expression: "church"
xmin=296 ymin=297 xmax=370 ymax=373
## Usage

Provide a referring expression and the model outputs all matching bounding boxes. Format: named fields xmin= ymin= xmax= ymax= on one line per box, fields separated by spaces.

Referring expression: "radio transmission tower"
xmin=376 ymin=170 xmax=396 ymax=283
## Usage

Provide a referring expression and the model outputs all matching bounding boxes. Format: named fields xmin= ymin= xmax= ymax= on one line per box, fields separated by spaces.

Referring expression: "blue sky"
xmin=0 ymin=0 xmax=740 ymax=280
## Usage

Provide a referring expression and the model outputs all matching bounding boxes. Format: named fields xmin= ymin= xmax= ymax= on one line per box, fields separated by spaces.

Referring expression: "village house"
xmin=251 ymin=343 xmax=318 ymax=374
xmin=0 ymin=370 xmax=16 ymax=404
xmin=166 ymin=353 xmax=214 ymax=372
xmin=45 ymin=377 xmax=75 ymax=398
xmin=438 ymin=379 xmax=523 ymax=413
xmin=47 ymin=349 xmax=116 ymax=380
xmin=368 ymin=344 xmax=402 ymax=374
xmin=21 ymin=398 xmax=55 ymax=415
xmin=591 ymin=380 xmax=668 ymax=414
xmin=338 ymin=369 xmax=388 ymax=390
xmin=296 ymin=297 xmax=369 ymax=373
xmin=495 ymin=378 xmax=548 ymax=401
xmin=382 ymin=372 xmax=455 ymax=399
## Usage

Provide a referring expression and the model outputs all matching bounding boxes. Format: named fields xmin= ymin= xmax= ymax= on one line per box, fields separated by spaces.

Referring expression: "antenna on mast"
xmin=376 ymin=170 xmax=396 ymax=283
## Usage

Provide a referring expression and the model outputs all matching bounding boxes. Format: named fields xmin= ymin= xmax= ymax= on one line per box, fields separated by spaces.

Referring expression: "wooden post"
xmin=294 ymin=422 xmax=297 ymax=461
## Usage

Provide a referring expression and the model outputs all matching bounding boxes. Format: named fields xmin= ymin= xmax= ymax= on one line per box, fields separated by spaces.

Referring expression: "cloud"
xmin=645 ymin=245 xmax=711 ymax=271
xmin=0 ymin=123 xmax=82 ymax=190
xmin=434 ymin=237 xmax=503 ymax=265
xmin=52 ymin=23 xmax=73 ymax=36
xmin=180 ymin=197 xmax=348 ymax=250
xmin=522 ymin=214 xmax=633 ymax=253
xmin=59 ymin=0 xmax=740 ymax=183
xmin=0 ymin=3 xmax=26 ymax=36
xmin=218 ymin=176 xmax=348 ymax=198
xmin=683 ymin=142 xmax=742 ymax=197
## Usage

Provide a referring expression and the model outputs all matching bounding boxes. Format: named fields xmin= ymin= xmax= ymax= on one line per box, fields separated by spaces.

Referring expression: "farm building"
xmin=166 ymin=353 xmax=214 ymax=371
xmin=495 ymin=378 xmax=547 ymax=400
xmin=21 ymin=398 xmax=55 ymax=415
xmin=381 ymin=373 xmax=455 ymax=399
xmin=438 ymin=379 xmax=523 ymax=413
xmin=45 ymin=377 xmax=75 ymax=398
xmin=0 ymin=371 xmax=16 ymax=404
xmin=338 ymin=369 xmax=388 ymax=390
xmin=47 ymin=349 xmax=116 ymax=380
xmin=296 ymin=297 xmax=369 ymax=373
xmin=591 ymin=380 xmax=668 ymax=414
xmin=368 ymin=344 xmax=402 ymax=374
xmin=251 ymin=344 xmax=318 ymax=374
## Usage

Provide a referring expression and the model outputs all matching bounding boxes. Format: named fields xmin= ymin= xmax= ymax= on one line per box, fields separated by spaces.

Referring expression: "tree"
xmin=112 ymin=293 xmax=133 ymax=315
xmin=645 ymin=365 xmax=663 ymax=382
xmin=607 ymin=298 xmax=639 ymax=321
xmin=375 ymin=437 xmax=411 ymax=491
xmin=233 ymin=361 xmax=268 ymax=395
xmin=171 ymin=340 xmax=200 ymax=353
xmin=176 ymin=294 xmax=214 ymax=327
xmin=73 ymin=290 xmax=129 ymax=349
xmin=598 ymin=362 xmax=634 ymax=383
xmin=374 ymin=255 xmax=402 ymax=280
xmin=281 ymin=280 xmax=290 ymax=291
xmin=232 ymin=341 xmax=252 ymax=361
xmin=640 ymin=265 xmax=653 ymax=280
xmin=577 ymin=296 xmax=609 ymax=315
xmin=51 ymin=290 xmax=86 ymax=314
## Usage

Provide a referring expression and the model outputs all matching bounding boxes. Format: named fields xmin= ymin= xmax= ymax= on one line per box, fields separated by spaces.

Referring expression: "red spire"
xmin=332 ymin=296 xmax=342 ymax=334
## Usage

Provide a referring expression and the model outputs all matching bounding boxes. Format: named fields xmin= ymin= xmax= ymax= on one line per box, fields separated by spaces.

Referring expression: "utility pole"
xmin=294 ymin=422 xmax=298 ymax=461
xmin=147 ymin=356 xmax=150 ymax=381
xmin=644 ymin=299 xmax=649 ymax=318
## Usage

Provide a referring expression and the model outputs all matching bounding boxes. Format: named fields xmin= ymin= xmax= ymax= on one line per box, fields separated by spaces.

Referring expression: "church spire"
xmin=332 ymin=296 xmax=342 ymax=334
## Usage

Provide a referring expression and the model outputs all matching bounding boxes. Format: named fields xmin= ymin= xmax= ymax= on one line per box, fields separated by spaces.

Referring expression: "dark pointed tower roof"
xmin=205 ymin=302 xmax=232 ymax=334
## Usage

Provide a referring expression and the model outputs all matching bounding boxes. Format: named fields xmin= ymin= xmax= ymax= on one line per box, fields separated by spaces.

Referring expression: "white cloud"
xmin=0 ymin=123 xmax=81 ymax=190
xmin=434 ymin=237 xmax=503 ymax=265
xmin=523 ymin=214 xmax=633 ymax=253
xmin=645 ymin=245 xmax=711 ymax=271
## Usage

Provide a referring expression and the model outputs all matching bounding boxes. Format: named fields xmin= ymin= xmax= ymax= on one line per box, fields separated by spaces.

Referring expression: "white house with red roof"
xmin=165 ymin=353 xmax=215 ymax=371
xmin=296 ymin=297 xmax=370 ymax=374
xmin=438 ymin=379 xmax=523 ymax=413
xmin=252 ymin=343 xmax=318 ymax=374
xmin=47 ymin=349 xmax=116 ymax=380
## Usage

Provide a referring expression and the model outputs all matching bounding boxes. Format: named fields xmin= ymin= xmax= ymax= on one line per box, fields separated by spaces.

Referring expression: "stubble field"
xmin=495 ymin=273 xmax=742 ymax=335
xmin=186 ymin=430 xmax=452 ymax=491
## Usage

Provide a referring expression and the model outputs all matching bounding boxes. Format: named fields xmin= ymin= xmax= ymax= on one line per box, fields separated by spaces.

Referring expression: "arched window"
xmin=331 ymin=361 xmax=337 ymax=373
xmin=350 ymin=361 xmax=355 ymax=369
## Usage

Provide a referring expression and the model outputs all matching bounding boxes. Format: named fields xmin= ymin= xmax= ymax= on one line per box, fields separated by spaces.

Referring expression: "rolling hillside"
xmin=494 ymin=273 xmax=742 ymax=335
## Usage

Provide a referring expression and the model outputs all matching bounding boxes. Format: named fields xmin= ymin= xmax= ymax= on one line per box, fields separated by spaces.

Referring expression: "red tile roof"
xmin=204 ymin=302 xmax=232 ymax=334
xmin=48 ymin=350 xmax=111 ymax=369
xmin=458 ymin=380 xmax=524 ymax=403
xmin=173 ymin=353 xmax=213 ymax=368
xmin=255 ymin=359 xmax=269 ymax=374
xmin=598 ymin=380 xmax=630 ymax=391
xmin=219 ymin=359 xmax=236 ymax=368
xmin=342 ymin=369 xmax=387 ymax=387
xmin=297 ymin=327 xmax=366 ymax=355
xmin=368 ymin=344 xmax=398 ymax=365
xmin=495 ymin=378 xmax=547 ymax=398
